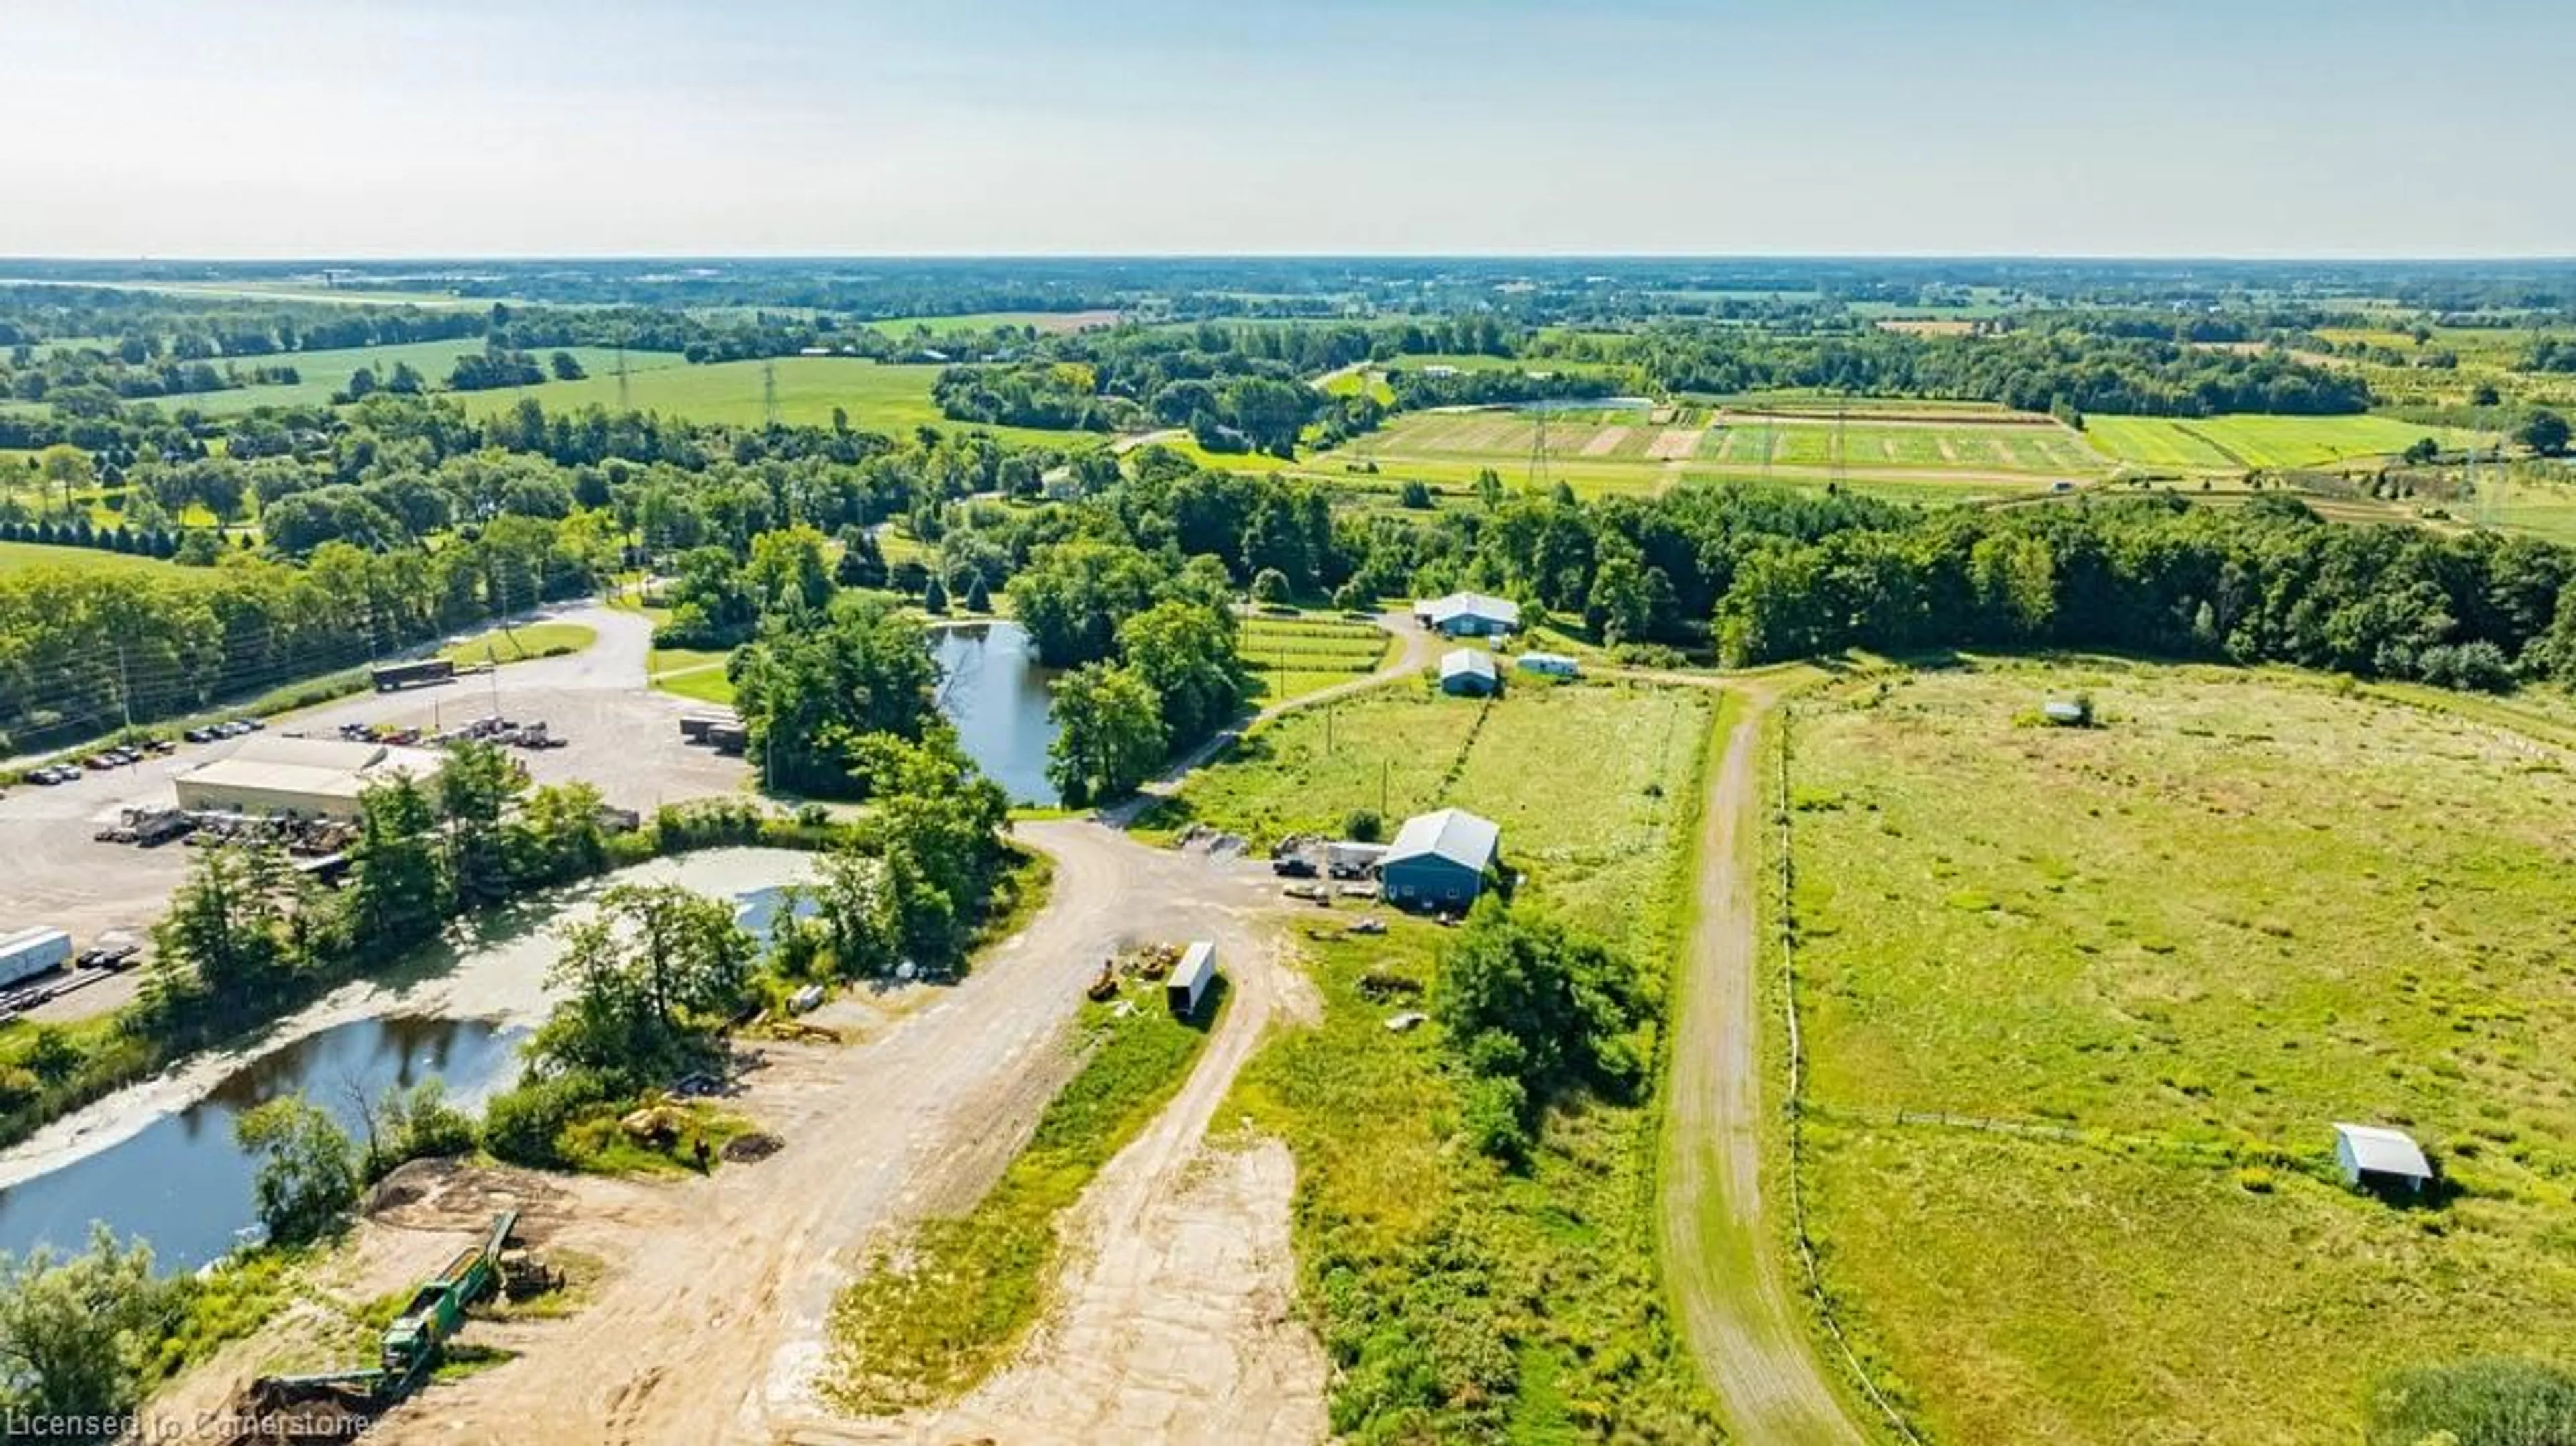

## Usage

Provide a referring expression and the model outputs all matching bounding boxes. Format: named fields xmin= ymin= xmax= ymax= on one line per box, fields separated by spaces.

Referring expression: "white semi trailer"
xmin=0 ymin=928 xmax=74 ymax=990
xmin=1165 ymin=940 xmax=1217 ymax=1018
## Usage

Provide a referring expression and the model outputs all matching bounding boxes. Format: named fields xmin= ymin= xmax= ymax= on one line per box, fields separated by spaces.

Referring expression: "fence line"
xmin=1772 ymin=708 xmax=1926 ymax=1445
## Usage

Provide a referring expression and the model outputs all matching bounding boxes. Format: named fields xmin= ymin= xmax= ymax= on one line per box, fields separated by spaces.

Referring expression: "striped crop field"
xmin=1239 ymin=616 xmax=1392 ymax=703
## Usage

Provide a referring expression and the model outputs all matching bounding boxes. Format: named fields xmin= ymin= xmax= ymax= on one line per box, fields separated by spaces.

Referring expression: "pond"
xmin=0 ymin=1015 xmax=526 ymax=1272
xmin=933 ymin=620 xmax=1060 ymax=805
xmin=0 ymin=848 xmax=818 ymax=1273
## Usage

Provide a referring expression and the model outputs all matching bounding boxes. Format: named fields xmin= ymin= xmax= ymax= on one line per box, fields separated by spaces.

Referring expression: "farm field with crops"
xmin=1782 ymin=661 xmax=2576 ymax=1445
xmin=1236 ymin=615 xmax=1390 ymax=703
xmin=2081 ymin=413 xmax=2494 ymax=472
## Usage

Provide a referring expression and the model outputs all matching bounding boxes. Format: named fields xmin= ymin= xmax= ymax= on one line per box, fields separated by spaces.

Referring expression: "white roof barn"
xmin=1414 ymin=592 xmax=1521 ymax=635
xmin=1383 ymin=807 xmax=1501 ymax=873
xmin=2333 ymin=1123 xmax=2434 ymax=1191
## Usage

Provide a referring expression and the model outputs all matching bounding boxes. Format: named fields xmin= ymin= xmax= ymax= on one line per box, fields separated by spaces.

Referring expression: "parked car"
xmin=1271 ymin=855 xmax=1318 ymax=878
xmin=184 ymin=726 xmax=216 ymax=743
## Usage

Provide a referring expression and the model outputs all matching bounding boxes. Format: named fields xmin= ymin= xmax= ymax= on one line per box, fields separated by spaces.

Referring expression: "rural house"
xmin=1379 ymin=807 xmax=1502 ymax=910
xmin=1415 ymin=592 xmax=1522 ymax=638
xmin=1440 ymin=649 xmax=1500 ymax=697
xmin=2333 ymin=1122 xmax=2434 ymax=1194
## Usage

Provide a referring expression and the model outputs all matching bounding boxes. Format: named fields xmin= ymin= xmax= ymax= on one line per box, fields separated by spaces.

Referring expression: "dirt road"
xmin=1660 ymin=704 xmax=1870 ymax=1445
xmin=297 ymin=818 xmax=1309 ymax=1446
xmin=786 ymin=877 xmax=1328 ymax=1445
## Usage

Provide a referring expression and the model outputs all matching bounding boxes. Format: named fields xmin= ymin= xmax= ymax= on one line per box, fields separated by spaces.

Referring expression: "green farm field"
xmin=1315 ymin=404 xmax=2104 ymax=502
xmin=1236 ymin=615 xmax=1389 ymax=702
xmin=2082 ymin=413 xmax=2493 ymax=473
xmin=1782 ymin=661 xmax=2576 ymax=1443
xmin=451 ymin=358 xmax=1092 ymax=445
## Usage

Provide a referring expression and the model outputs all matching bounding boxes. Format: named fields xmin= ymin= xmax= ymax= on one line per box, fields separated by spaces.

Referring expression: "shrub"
xmin=482 ymin=1072 xmax=614 ymax=1168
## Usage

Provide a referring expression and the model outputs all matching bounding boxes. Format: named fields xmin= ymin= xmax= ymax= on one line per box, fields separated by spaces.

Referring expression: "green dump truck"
xmin=244 ymin=1210 xmax=518 ymax=1431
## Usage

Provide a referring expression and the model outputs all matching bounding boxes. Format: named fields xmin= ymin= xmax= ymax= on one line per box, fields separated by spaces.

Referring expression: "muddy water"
xmin=933 ymin=620 xmax=1060 ymax=805
xmin=0 ymin=847 xmax=817 ymax=1272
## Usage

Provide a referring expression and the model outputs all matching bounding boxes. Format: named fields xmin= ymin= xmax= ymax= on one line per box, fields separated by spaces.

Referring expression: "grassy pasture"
xmin=0 ymin=540 xmax=179 ymax=577
xmin=1783 ymin=661 xmax=2576 ymax=1443
xmin=1236 ymin=615 xmax=1390 ymax=703
xmin=0 ymin=342 xmax=682 ymax=418
xmin=1157 ymin=679 xmax=1709 ymax=940
xmin=451 ymin=358 xmax=1091 ymax=445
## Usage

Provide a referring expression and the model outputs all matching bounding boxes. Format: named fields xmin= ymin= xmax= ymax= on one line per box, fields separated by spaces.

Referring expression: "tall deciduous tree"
xmin=1046 ymin=663 xmax=1167 ymax=806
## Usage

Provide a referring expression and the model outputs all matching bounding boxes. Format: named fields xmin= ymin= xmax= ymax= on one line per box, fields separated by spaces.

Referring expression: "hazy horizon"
xmin=8 ymin=0 xmax=2571 ymax=258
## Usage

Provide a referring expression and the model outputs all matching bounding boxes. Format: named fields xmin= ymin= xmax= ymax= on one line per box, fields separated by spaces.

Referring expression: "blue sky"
xmin=5 ymin=0 xmax=2569 ymax=257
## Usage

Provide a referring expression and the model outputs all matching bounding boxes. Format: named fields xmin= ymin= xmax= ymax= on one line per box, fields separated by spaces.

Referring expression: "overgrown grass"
xmin=1784 ymin=659 xmax=2576 ymax=1443
xmin=824 ymin=988 xmax=1212 ymax=1412
xmin=1233 ymin=901 xmax=1723 ymax=1440
xmin=1195 ymin=679 xmax=1723 ymax=1440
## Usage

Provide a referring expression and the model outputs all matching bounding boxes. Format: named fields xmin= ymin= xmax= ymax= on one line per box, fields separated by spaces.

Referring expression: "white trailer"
xmin=0 ymin=928 xmax=74 ymax=990
xmin=1165 ymin=940 xmax=1218 ymax=1018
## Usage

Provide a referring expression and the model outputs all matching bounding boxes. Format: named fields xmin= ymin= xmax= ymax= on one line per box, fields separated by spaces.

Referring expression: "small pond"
xmin=932 ymin=620 xmax=1060 ymax=805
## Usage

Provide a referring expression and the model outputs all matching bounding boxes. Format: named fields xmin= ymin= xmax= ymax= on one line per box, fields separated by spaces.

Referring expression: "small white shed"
xmin=2333 ymin=1122 xmax=2434 ymax=1193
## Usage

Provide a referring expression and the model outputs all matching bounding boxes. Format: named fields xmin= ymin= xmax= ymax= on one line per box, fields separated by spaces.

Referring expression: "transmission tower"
xmin=1830 ymin=404 xmax=1849 ymax=492
xmin=1526 ymin=406 xmax=1552 ymax=492
xmin=614 ymin=339 xmax=631 ymax=412
xmin=761 ymin=361 xmax=780 ymax=427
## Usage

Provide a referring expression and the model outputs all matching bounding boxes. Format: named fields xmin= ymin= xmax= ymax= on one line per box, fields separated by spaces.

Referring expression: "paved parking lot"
xmin=1 ymin=606 xmax=750 ymax=1022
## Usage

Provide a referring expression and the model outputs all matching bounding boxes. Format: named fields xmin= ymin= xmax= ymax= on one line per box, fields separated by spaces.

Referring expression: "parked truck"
xmin=0 ymin=928 xmax=73 ymax=991
xmin=371 ymin=658 xmax=456 ymax=692
xmin=678 ymin=712 xmax=737 ymax=742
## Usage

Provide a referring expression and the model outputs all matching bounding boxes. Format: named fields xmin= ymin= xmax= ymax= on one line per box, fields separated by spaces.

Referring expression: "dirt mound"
xmin=235 ymin=1374 xmax=384 ymax=1440
xmin=366 ymin=1157 xmax=571 ymax=1241
xmin=722 ymin=1131 xmax=784 ymax=1164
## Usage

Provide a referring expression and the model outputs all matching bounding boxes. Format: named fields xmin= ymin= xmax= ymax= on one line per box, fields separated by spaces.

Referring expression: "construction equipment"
xmin=243 ymin=1211 xmax=519 ymax=1433
xmin=1086 ymin=958 xmax=1120 ymax=1002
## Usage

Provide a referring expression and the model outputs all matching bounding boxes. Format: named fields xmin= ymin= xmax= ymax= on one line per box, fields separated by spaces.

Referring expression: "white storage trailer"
xmin=1166 ymin=940 xmax=1218 ymax=1018
xmin=0 ymin=928 xmax=74 ymax=990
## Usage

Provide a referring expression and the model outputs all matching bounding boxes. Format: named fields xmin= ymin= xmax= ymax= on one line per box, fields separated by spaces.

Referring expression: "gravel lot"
xmin=1 ymin=604 xmax=749 ymax=1022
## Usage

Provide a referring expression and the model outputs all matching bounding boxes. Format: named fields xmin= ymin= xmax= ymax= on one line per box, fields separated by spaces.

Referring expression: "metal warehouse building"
xmin=1379 ymin=807 xmax=1501 ymax=911
xmin=1414 ymin=592 xmax=1521 ymax=638
xmin=174 ymin=735 xmax=448 ymax=821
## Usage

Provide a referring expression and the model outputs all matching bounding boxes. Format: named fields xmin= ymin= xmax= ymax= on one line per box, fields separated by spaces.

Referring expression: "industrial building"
xmin=1414 ymin=592 xmax=1521 ymax=638
xmin=174 ymin=735 xmax=448 ymax=822
xmin=2333 ymin=1123 xmax=2434 ymax=1194
xmin=1440 ymin=649 xmax=1501 ymax=697
xmin=1379 ymin=807 xmax=1502 ymax=911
